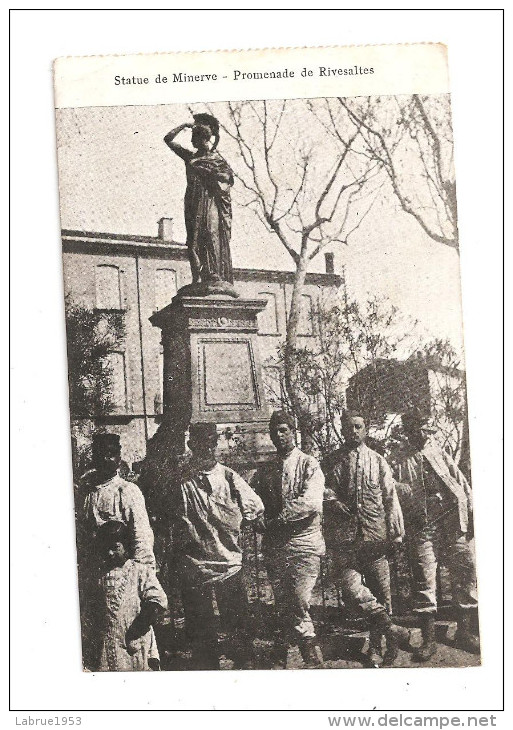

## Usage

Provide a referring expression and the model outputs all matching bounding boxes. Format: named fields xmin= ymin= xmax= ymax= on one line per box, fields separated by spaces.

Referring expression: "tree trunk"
xmin=284 ymin=253 xmax=314 ymax=452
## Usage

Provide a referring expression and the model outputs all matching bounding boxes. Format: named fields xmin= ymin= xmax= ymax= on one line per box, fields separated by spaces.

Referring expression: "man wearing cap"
xmin=77 ymin=433 xmax=155 ymax=566
xmin=164 ymin=114 xmax=234 ymax=285
xmin=171 ymin=422 xmax=264 ymax=670
xmin=76 ymin=433 xmax=156 ymax=668
xmin=251 ymin=411 xmax=325 ymax=667
xmin=395 ymin=409 xmax=479 ymax=660
xmin=324 ymin=411 xmax=412 ymax=666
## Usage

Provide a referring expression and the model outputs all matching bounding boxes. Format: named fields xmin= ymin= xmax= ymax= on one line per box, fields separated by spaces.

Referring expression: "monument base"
xmin=149 ymin=293 xmax=272 ymax=466
xmin=176 ymin=280 xmax=239 ymax=299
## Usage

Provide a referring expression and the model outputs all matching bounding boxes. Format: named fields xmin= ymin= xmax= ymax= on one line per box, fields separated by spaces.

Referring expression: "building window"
xmin=298 ymin=294 xmax=315 ymax=336
xmin=104 ymin=351 xmax=127 ymax=412
xmin=155 ymin=268 xmax=177 ymax=311
xmin=95 ymin=264 xmax=122 ymax=310
xmin=257 ymin=292 xmax=279 ymax=335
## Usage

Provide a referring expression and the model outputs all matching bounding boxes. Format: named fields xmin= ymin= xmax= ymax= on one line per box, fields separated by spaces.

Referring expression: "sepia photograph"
xmin=56 ymin=76 xmax=480 ymax=673
xmin=8 ymin=6 xmax=506 ymax=718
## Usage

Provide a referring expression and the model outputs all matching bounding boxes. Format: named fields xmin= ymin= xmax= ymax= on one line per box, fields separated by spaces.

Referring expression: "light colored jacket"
xmin=174 ymin=461 xmax=264 ymax=584
xmin=252 ymin=447 xmax=326 ymax=556
xmin=324 ymin=442 xmax=404 ymax=545
xmin=78 ymin=471 xmax=156 ymax=566
xmin=395 ymin=440 xmax=473 ymax=533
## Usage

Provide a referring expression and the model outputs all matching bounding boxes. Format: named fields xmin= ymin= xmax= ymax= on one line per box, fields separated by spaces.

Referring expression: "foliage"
xmin=418 ymin=338 xmax=467 ymax=462
xmin=268 ymin=292 xmax=420 ymax=455
xmin=267 ymin=293 xmax=467 ymax=464
xmin=65 ymin=298 xmax=125 ymax=418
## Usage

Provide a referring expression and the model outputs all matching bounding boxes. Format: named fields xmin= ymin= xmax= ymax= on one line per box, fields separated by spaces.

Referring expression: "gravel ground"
xmin=159 ymin=617 xmax=480 ymax=671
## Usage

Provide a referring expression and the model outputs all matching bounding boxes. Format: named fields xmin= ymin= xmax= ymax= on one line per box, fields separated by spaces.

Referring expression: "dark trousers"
xmin=181 ymin=570 xmax=254 ymax=669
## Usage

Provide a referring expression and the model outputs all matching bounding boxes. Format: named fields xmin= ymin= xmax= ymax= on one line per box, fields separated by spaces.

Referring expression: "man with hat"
xmin=324 ymin=410 xmax=412 ymax=667
xmin=76 ymin=432 xmax=156 ymax=668
xmin=77 ymin=433 xmax=155 ymax=566
xmin=164 ymin=114 xmax=234 ymax=286
xmin=171 ymin=422 xmax=264 ymax=670
xmin=395 ymin=408 xmax=479 ymax=660
xmin=251 ymin=410 xmax=325 ymax=667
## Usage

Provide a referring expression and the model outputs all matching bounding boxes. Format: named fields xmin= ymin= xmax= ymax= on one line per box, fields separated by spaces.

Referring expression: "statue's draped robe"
xmin=177 ymin=148 xmax=234 ymax=283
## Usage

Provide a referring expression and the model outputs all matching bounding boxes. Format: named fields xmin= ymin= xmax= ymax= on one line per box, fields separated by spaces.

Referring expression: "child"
xmin=93 ymin=520 xmax=168 ymax=672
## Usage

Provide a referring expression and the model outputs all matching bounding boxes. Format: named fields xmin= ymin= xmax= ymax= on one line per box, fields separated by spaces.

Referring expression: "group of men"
xmin=76 ymin=407 xmax=479 ymax=671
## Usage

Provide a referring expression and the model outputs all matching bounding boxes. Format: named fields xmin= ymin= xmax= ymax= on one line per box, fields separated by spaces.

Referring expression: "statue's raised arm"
xmin=164 ymin=114 xmax=237 ymax=296
xmin=164 ymin=122 xmax=194 ymax=161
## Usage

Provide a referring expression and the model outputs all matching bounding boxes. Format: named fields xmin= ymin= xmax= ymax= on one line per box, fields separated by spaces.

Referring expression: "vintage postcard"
xmin=54 ymin=43 xmax=480 ymax=674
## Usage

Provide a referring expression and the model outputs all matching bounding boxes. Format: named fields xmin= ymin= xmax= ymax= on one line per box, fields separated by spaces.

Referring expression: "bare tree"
xmin=337 ymin=95 xmax=458 ymax=250
xmin=200 ymin=99 xmax=383 ymax=440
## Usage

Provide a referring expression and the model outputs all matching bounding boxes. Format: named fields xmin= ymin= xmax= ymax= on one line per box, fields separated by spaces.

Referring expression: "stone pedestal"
xmin=150 ymin=294 xmax=271 ymax=461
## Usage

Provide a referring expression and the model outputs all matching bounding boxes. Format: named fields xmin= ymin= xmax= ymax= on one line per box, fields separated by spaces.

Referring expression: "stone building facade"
xmin=62 ymin=220 xmax=342 ymax=468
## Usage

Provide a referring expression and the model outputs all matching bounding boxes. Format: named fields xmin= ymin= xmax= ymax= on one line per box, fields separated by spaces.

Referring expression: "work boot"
xmin=381 ymin=628 xmax=401 ymax=666
xmin=229 ymin=631 xmax=258 ymax=670
xmin=413 ymin=613 xmax=437 ymax=662
xmin=375 ymin=612 xmax=413 ymax=656
xmin=385 ymin=623 xmax=414 ymax=652
xmin=299 ymin=637 xmax=323 ymax=667
xmin=231 ymin=646 xmax=257 ymax=670
xmin=382 ymin=641 xmax=399 ymax=667
xmin=454 ymin=611 xmax=480 ymax=655
xmin=191 ymin=644 xmax=220 ymax=671
xmin=367 ymin=631 xmax=383 ymax=667
xmin=270 ymin=639 xmax=289 ymax=669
